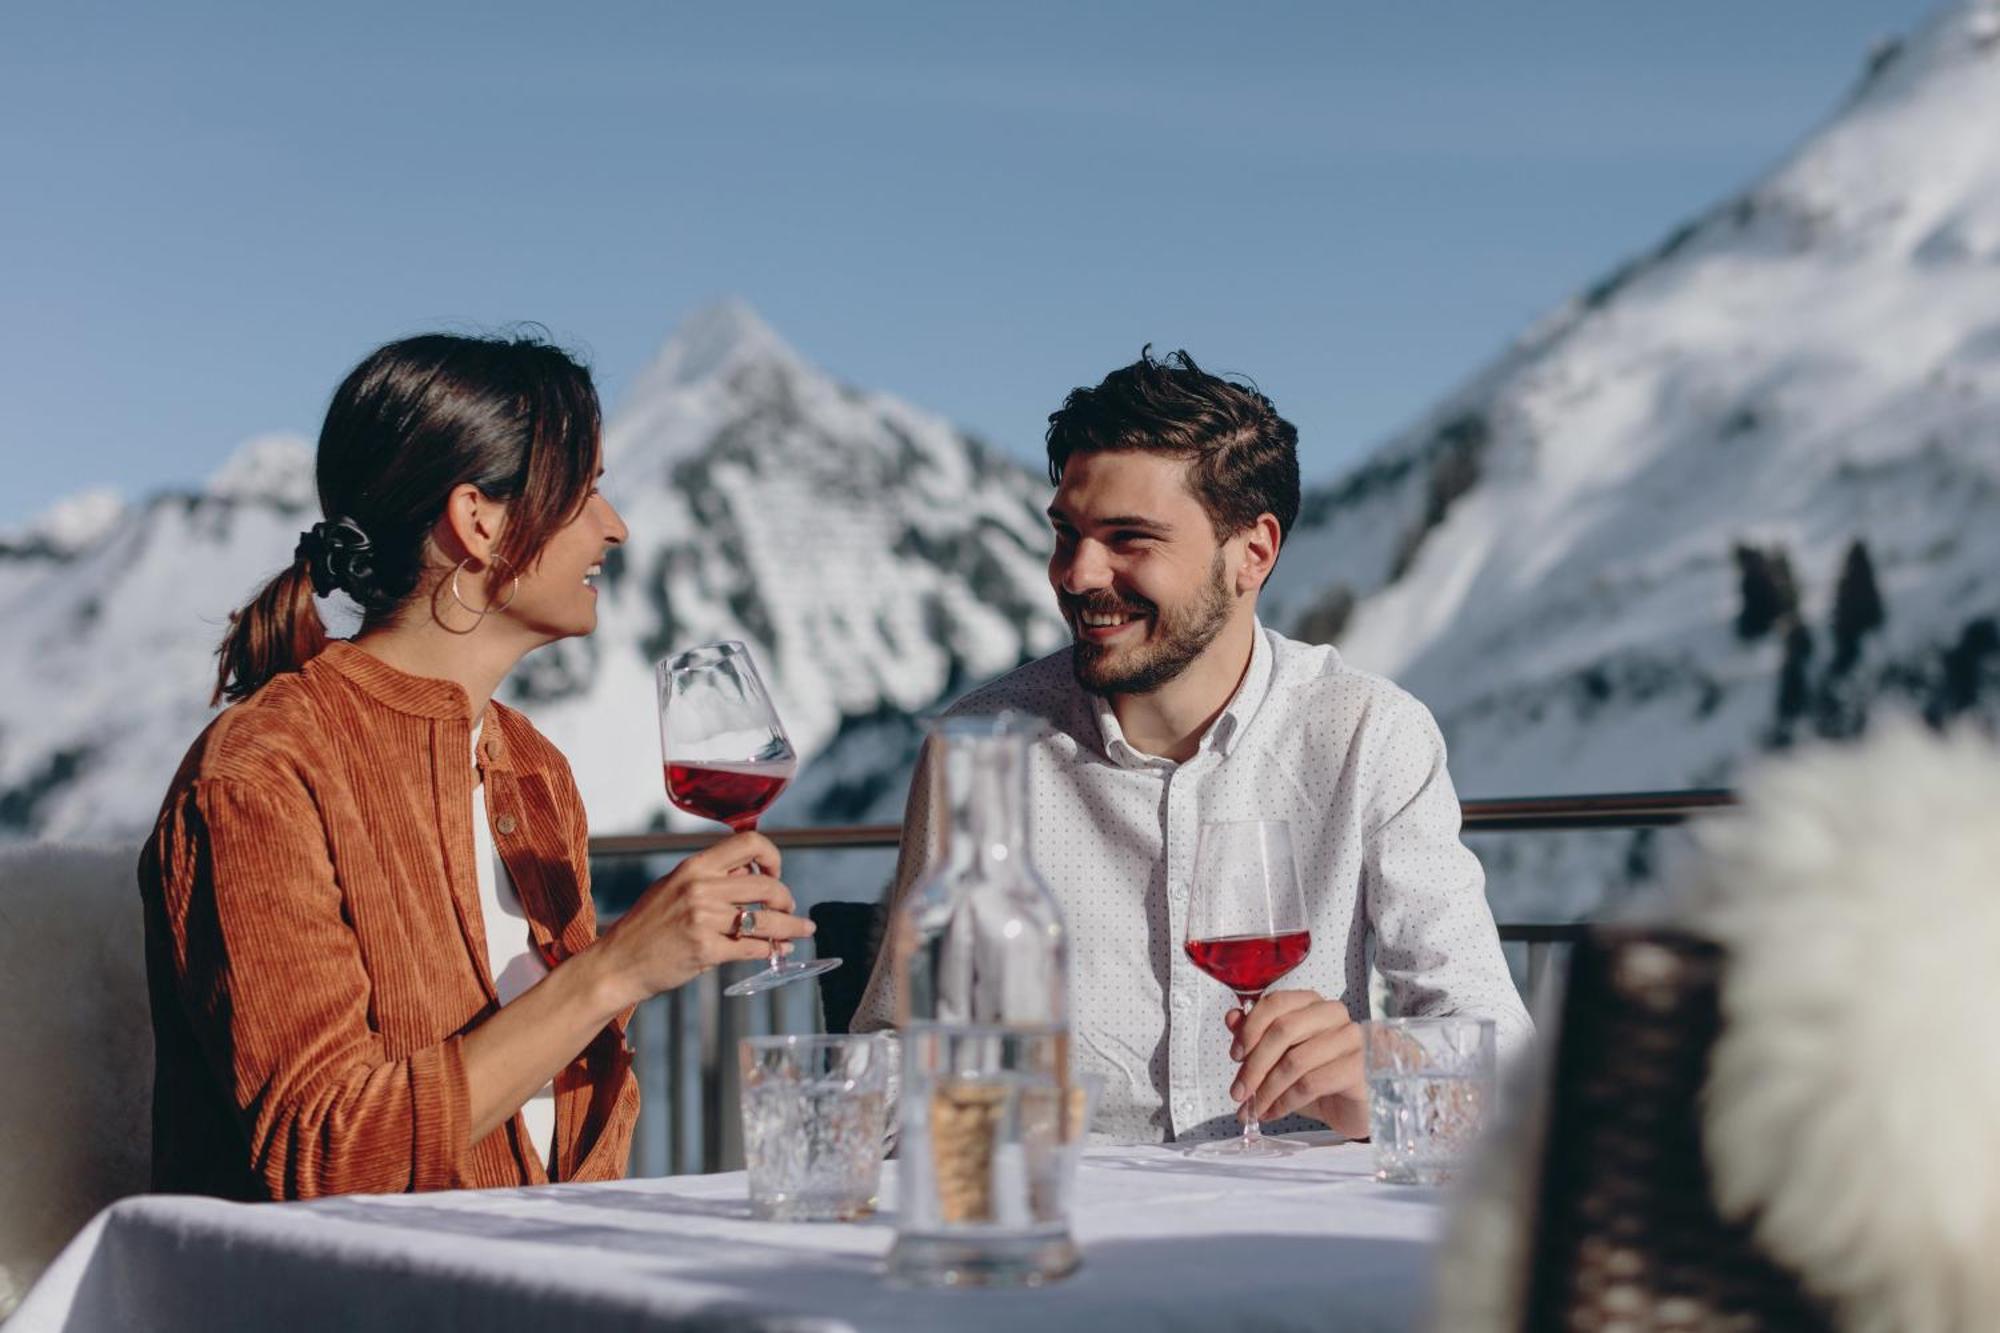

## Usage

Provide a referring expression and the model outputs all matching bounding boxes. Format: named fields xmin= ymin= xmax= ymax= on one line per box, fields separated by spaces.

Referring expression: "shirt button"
xmin=1171 ymin=990 xmax=1191 ymax=1011
xmin=495 ymin=814 xmax=517 ymax=836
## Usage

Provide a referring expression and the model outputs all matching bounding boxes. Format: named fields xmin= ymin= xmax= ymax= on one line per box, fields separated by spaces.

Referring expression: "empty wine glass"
xmin=656 ymin=640 xmax=840 ymax=996
xmin=1182 ymin=818 xmax=1312 ymax=1157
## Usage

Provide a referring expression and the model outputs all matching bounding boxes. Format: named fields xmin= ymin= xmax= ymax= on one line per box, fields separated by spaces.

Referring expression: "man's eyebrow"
xmin=1095 ymin=515 xmax=1173 ymax=534
xmin=1044 ymin=506 xmax=1172 ymax=534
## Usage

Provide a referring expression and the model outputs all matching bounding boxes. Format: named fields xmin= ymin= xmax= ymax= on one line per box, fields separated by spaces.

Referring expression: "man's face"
xmin=1046 ymin=450 xmax=1238 ymax=696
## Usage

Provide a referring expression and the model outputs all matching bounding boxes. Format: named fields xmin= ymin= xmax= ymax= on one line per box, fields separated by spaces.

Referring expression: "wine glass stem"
xmin=1239 ymin=992 xmax=1262 ymax=1149
xmin=734 ymin=817 xmax=780 ymax=973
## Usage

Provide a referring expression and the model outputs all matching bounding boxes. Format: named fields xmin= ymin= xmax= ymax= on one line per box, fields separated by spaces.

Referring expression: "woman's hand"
xmin=464 ymin=834 xmax=813 ymax=1148
xmin=586 ymin=832 xmax=816 ymax=1010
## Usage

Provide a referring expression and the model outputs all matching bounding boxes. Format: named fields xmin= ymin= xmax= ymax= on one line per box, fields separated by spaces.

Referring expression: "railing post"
xmin=1525 ymin=941 xmax=1552 ymax=1006
xmin=628 ymin=994 xmax=671 ymax=1176
xmin=712 ymin=969 xmax=749 ymax=1172
xmin=670 ymin=975 xmax=705 ymax=1174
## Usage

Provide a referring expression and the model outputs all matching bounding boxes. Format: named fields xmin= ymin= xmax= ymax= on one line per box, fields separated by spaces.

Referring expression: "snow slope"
xmin=1266 ymin=0 xmax=2000 ymax=916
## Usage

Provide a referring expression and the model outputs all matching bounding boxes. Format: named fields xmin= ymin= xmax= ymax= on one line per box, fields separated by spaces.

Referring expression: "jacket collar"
xmin=475 ymin=702 xmax=519 ymax=771
xmin=316 ymin=640 xmax=477 ymax=721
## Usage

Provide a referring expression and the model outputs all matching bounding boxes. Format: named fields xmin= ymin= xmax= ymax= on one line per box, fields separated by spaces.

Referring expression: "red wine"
xmin=1184 ymin=930 xmax=1312 ymax=999
xmin=664 ymin=759 xmax=795 ymax=830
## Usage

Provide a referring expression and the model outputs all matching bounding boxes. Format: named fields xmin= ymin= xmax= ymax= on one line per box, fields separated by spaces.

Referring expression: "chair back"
xmin=807 ymin=900 xmax=883 ymax=1034
xmin=1520 ymin=928 xmax=1830 ymax=1331
xmin=0 ymin=841 xmax=152 ymax=1316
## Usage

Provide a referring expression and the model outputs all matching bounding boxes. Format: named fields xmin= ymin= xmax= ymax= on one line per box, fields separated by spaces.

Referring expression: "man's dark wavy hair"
xmin=1044 ymin=347 xmax=1300 ymax=552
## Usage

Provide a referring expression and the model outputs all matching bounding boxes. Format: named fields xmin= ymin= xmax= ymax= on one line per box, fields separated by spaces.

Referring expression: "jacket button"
xmin=495 ymin=814 xmax=517 ymax=836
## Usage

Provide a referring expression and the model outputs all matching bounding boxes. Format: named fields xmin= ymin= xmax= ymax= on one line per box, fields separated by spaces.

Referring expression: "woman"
xmin=138 ymin=333 xmax=814 ymax=1200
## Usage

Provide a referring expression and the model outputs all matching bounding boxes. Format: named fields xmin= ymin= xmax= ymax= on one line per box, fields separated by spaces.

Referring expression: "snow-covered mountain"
xmin=0 ymin=302 xmax=1063 ymax=843
xmin=9 ymin=4 xmax=1999 ymax=932
xmin=526 ymin=300 xmax=1065 ymax=834
xmin=1265 ymin=0 xmax=2000 ymax=918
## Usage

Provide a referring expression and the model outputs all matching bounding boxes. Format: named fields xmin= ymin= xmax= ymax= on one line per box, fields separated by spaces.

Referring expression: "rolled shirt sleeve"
xmin=152 ymin=777 xmax=472 ymax=1198
xmin=1363 ymin=693 xmax=1534 ymax=1065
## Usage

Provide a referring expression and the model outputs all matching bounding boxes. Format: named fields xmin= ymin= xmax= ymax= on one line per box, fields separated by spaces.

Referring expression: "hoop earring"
xmin=450 ymin=556 xmax=520 ymax=617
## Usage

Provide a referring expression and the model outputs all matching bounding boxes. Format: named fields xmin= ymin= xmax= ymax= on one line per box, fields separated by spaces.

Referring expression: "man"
xmin=854 ymin=349 xmax=1531 ymax=1143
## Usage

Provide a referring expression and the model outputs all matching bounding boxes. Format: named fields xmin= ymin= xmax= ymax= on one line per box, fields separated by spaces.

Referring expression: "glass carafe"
xmin=886 ymin=714 xmax=1078 ymax=1287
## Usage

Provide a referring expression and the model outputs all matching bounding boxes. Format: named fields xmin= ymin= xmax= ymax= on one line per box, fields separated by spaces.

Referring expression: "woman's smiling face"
xmin=496 ymin=468 xmax=629 ymax=642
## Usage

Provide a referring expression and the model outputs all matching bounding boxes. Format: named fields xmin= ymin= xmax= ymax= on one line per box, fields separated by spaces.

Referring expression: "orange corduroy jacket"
xmin=139 ymin=640 xmax=639 ymax=1200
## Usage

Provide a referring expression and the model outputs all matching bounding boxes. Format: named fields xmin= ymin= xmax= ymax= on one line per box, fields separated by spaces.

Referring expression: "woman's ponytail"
xmin=211 ymin=557 xmax=329 ymax=705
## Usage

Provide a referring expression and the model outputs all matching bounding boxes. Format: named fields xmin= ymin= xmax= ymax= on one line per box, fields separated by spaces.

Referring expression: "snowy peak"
xmin=556 ymin=304 xmax=1064 ymax=832
xmin=205 ymin=433 xmax=316 ymax=509
xmin=0 ymin=488 xmax=127 ymax=558
xmin=605 ymin=300 xmax=818 ymax=471
xmin=635 ymin=298 xmax=799 ymax=391
xmin=1751 ymin=0 xmax=2000 ymax=264
xmin=1858 ymin=0 xmax=2000 ymax=107
xmin=601 ymin=298 xmax=1000 ymax=505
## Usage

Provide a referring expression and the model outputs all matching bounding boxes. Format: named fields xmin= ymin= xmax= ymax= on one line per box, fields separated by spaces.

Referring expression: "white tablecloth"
xmin=13 ymin=1135 xmax=1445 ymax=1332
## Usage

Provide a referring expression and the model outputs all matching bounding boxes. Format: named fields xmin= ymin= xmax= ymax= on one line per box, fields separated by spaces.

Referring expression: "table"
xmin=13 ymin=1136 xmax=1445 ymax=1332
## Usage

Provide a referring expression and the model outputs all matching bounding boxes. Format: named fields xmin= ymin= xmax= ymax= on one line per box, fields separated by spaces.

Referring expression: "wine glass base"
xmin=1185 ymin=1132 xmax=1310 ymax=1159
xmin=723 ymin=956 xmax=843 ymax=997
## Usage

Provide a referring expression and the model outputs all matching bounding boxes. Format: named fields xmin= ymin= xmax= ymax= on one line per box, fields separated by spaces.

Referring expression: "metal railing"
xmin=587 ymin=789 xmax=1737 ymax=859
xmin=596 ymin=789 xmax=1735 ymax=1175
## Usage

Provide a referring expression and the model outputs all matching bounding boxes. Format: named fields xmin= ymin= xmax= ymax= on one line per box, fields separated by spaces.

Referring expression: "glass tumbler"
xmin=1364 ymin=1017 xmax=1496 ymax=1185
xmin=739 ymin=1034 xmax=891 ymax=1220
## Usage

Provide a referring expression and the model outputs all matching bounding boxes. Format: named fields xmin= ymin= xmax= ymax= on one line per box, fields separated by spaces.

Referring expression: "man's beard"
xmin=1068 ymin=550 xmax=1234 ymax=697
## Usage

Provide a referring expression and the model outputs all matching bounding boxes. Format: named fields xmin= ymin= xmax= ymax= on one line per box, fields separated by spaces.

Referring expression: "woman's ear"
xmin=435 ymin=483 xmax=506 ymax=565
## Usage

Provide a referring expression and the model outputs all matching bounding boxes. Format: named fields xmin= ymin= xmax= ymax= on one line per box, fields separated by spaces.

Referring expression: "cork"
xmin=927 ymin=1079 xmax=1089 ymax=1224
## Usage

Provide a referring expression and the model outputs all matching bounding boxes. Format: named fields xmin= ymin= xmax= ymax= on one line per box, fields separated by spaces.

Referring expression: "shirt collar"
xmin=1087 ymin=621 xmax=1274 ymax=770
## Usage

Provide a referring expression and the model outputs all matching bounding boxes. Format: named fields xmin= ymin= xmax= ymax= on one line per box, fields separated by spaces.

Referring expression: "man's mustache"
xmin=1062 ymin=592 xmax=1155 ymax=619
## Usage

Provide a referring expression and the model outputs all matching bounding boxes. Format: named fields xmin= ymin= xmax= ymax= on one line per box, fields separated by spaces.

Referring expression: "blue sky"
xmin=0 ymin=0 xmax=1938 ymax=529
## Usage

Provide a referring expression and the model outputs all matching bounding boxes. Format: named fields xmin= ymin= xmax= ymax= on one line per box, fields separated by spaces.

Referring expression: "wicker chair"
xmin=1519 ymin=928 xmax=1832 ymax=1331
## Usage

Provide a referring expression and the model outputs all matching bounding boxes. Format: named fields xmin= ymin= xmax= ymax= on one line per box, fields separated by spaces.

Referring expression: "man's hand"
xmin=1225 ymin=990 xmax=1370 ymax=1139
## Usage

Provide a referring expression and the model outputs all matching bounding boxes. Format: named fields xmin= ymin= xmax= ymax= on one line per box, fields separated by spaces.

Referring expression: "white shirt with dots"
xmin=854 ymin=622 xmax=1533 ymax=1144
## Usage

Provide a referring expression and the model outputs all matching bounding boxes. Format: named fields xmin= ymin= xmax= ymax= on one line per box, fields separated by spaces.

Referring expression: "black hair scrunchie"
xmin=294 ymin=516 xmax=377 ymax=598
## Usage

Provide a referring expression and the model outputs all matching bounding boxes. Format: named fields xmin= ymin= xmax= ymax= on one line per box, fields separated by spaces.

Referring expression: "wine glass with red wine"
xmin=1183 ymin=818 xmax=1312 ymax=1157
xmin=656 ymin=640 xmax=841 ymax=997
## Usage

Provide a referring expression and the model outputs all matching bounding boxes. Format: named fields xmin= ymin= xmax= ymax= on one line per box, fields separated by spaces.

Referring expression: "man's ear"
xmin=1235 ymin=513 xmax=1281 ymax=595
xmin=435 ymin=483 xmax=505 ymax=566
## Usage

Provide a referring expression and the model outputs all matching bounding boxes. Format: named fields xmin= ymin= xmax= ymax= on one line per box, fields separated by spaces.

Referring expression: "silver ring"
xmin=732 ymin=906 xmax=759 ymax=939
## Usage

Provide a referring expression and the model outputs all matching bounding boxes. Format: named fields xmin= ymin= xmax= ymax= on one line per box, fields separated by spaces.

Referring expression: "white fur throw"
xmin=0 ymin=841 xmax=152 ymax=1317
xmin=1685 ymin=719 xmax=2000 ymax=1333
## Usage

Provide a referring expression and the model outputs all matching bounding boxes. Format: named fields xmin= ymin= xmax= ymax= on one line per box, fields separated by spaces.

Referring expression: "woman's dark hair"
xmin=1044 ymin=347 xmax=1300 ymax=547
xmin=213 ymin=332 xmax=602 ymax=703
